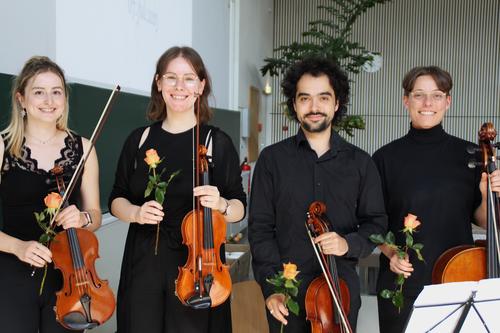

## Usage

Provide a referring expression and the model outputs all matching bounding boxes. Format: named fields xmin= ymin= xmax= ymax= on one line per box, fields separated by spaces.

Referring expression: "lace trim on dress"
xmin=1 ymin=135 xmax=81 ymax=177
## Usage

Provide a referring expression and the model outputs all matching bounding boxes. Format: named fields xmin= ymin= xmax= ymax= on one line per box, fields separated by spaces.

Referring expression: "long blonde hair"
xmin=1 ymin=56 xmax=70 ymax=159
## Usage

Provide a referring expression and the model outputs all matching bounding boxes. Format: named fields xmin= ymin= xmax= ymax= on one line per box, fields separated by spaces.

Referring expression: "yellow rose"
xmin=144 ymin=149 xmax=161 ymax=168
xmin=282 ymin=262 xmax=299 ymax=280
xmin=403 ymin=213 xmax=421 ymax=232
xmin=44 ymin=192 xmax=62 ymax=210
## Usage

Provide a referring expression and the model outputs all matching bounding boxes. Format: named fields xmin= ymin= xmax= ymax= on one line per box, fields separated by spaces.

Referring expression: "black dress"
xmin=372 ymin=124 xmax=482 ymax=333
xmin=0 ymin=134 xmax=84 ymax=333
xmin=109 ymin=122 xmax=246 ymax=333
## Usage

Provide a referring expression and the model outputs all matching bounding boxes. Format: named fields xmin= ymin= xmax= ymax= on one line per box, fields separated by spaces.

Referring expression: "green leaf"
xmin=157 ymin=182 xmax=167 ymax=190
xmin=155 ymin=188 xmax=165 ymax=205
xmin=392 ymin=291 xmax=404 ymax=309
xmin=414 ymin=249 xmax=424 ymax=262
xmin=287 ymin=299 xmax=300 ymax=316
xmin=369 ymin=234 xmax=385 ymax=244
xmin=385 ymin=231 xmax=395 ymax=245
xmin=406 ymin=234 xmax=413 ymax=247
xmin=144 ymin=182 xmax=154 ymax=198
xmin=412 ymin=243 xmax=424 ymax=250
xmin=380 ymin=289 xmax=393 ymax=299
xmin=396 ymin=274 xmax=405 ymax=285
xmin=289 ymin=286 xmax=299 ymax=297
xmin=396 ymin=249 xmax=406 ymax=260
xmin=39 ymin=233 xmax=51 ymax=245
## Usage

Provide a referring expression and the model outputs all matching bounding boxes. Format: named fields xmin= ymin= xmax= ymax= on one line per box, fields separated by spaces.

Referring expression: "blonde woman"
xmin=0 ymin=56 xmax=101 ymax=332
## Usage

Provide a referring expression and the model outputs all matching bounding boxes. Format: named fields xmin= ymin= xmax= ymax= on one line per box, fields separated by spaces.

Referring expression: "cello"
xmin=432 ymin=122 xmax=500 ymax=283
xmin=305 ymin=201 xmax=352 ymax=333
xmin=175 ymin=95 xmax=231 ymax=309
xmin=46 ymin=87 xmax=120 ymax=329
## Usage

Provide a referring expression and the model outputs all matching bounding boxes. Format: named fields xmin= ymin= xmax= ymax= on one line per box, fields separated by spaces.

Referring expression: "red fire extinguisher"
xmin=241 ymin=157 xmax=252 ymax=196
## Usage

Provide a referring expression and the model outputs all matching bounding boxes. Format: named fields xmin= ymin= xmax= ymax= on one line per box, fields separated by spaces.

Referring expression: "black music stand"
xmin=403 ymin=278 xmax=500 ymax=333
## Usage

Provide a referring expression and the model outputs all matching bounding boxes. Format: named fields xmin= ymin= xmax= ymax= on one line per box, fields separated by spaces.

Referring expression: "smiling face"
xmin=17 ymin=71 xmax=66 ymax=125
xmin=156 ymin=56 xmax=205 ymax=115
xmin=293 ymin=74 xmax=339 ymax=133
xmin=404 ymin=75 xmax=451 ymax=129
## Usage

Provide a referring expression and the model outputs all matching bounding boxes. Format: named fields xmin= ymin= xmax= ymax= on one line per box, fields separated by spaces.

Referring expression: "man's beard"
xmin=301 ymin=112 xmax=332 ymax=133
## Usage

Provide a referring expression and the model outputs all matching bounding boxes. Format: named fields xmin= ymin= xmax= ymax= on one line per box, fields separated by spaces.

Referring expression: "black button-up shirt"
xmin=249 ymin=128 xmax=387 ymax=300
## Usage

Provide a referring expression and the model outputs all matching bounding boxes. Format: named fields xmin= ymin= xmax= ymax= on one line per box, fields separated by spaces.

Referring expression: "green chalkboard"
xmin=0 ymin=73 xmax=240 ymax=216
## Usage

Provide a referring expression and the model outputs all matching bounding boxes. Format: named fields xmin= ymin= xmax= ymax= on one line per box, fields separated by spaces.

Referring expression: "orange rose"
xmin=403 ymin=213 xmax=421 ymax=233
xmin=144 ymin=149 xmax=161 ymax=168
xmin=44 ymin=192 xmax=62 ymax=210
xmin=282 ymin=262 xmax=299 ymax=280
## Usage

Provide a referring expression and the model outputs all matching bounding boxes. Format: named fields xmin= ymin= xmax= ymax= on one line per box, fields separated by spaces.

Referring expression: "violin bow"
xmin=47 ymin=85 xmax=121 ymax=229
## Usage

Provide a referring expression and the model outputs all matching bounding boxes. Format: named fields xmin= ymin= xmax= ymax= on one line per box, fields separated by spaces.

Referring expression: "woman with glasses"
xmin=372 ymin=66 xmax=500 ymax=333
xmin=0 ymin=56 xmax=101 ymax=333
xmin=109 ymin=46 xmax=246 ymax=333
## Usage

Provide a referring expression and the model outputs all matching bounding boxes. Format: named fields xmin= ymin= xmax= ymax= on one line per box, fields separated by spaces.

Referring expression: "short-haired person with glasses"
xmin=373 ymin=66 xmax=500 ymax=333
xmin=109 ymin=46 xmax=246 ymax=333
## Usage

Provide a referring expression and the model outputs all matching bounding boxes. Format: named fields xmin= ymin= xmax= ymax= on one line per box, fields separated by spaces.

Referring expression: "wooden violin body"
xmin=432 ymin=244 xmax=486 ymax=283
xmin=305 ymin=201 xmax=352 ymax=333
xmin=305 ymin=276 xmax=350 ymax=333
xmin=51 ymin=228 xmax=115 ymax=330
xmin=176 ymin=207 xmax=231 ymax=308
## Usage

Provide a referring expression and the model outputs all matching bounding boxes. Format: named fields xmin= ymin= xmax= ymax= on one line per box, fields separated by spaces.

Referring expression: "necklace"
xmin=26 ymin=131 xmax=59 ymax=145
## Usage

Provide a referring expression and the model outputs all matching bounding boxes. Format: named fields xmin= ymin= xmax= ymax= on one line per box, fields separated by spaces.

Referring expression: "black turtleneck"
xmin=372 ymin=123 xmax=482 ymax=297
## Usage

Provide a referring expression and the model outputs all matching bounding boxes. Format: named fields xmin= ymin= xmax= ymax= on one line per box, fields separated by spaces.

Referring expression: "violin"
xmin=305 ymin=201 xmax=352 ymax=333
xmin=50 ymin=167 xmax=115 ymax=330
xmin=432 ymin=122 xmax=500 ymax=283
xmin=46 ymin=87 xmax=120 ymax=329
xmin=175 ymin=98 xmax=231 ymax=309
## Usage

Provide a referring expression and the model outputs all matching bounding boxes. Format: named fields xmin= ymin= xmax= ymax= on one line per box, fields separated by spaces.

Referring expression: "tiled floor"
xmin=358 ymin=295 xmax=380 ymax=333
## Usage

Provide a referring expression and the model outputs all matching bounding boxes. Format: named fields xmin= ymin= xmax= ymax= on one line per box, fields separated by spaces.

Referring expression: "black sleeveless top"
xmin=1 ymin=134 xmax=84 ymax=242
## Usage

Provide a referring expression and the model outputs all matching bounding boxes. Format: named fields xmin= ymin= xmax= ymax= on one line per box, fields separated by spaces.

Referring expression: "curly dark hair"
xmin=147 ymin=46 xmax=213 ymax=123
xmin=281 ymin=57 xmax=350 ymax=125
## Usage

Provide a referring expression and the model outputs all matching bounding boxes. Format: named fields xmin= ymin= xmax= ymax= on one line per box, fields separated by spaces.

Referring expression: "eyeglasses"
xmin=161 ymin=73 xmax=199 ymax=88
xmin=409 ymin=91 xmax=447 ymax=103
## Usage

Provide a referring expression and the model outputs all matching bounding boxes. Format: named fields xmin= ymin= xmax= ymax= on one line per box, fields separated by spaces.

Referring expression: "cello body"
xmin=433 ymin=122 xmax=500 ymax=283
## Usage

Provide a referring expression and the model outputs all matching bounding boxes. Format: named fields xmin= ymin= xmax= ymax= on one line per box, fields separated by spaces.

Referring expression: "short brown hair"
xmin=147 ymin=46 xmax=213 ymax=123
xmin=402 ymin=66 xmax=453 ymax=96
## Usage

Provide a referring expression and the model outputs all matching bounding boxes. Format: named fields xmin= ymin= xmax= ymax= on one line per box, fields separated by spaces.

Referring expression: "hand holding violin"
xmin=266 ymin=293 xmax=289 ymax=325
xmin=314 ymin=232 xmax=349 ymax=256
xmin=55 ymin=204 xmax=87 ymax=229
xmin=193 ymin=185 xmax=225 ymax=211
xmin=480 ymin=170 xmax=500 ymax=195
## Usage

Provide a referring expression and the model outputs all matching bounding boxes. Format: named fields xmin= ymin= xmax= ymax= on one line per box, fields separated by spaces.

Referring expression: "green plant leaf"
xmin=287 ymin=299 xmax=300 ymax=316
xmin=396 ymin=274 xmax=405 ymax=285
xmin=289 ymin=286 xmax=299 ymax=297
xmin=414 ymin=249 xmax=424 ymax=262
xmin=392 ymin=291 xmax=404 ymax=309
xmin=369 ymin=234 xmax=385 ymax=244
xmin=155 ymin=187 xmax=165 ymax=205
xmin=385 ymin=231 xmax=395 ymax=245
xmin=380 ymin=289 xmax=393 ymax=299
xmin=144 ymin=182 xmax=154 ymax=198
xmin=406 ymin=234 xmax=413 ymax=247
xmin=39 ymin=233 xmax=51 ymax=245
xmin=412 ymin=243 xmax=424 ymax=250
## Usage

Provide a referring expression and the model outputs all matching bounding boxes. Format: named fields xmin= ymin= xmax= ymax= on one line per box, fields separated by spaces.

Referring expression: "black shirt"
xmin=373 ymin=124 xmax=482 ymax=297
xmin=249 ymin=128 xmax=387 ymax=301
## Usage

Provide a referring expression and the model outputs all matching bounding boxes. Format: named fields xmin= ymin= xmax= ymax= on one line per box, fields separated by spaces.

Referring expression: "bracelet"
xmin=81 ymin=211 xmax=92 ymax=228
xmin=221 ymin=198 xmax=230 ymax=216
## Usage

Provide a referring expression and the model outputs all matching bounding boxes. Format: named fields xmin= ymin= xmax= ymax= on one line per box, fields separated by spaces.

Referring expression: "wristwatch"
xmin=221 ymin=199 xmax=230 ymax=216
xmin=81 ymin=211 xmax=92 ymax=228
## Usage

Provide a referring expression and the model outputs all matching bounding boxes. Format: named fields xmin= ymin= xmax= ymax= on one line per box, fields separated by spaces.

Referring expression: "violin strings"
xmin=305 ymin=225 xmax=352 ymax=333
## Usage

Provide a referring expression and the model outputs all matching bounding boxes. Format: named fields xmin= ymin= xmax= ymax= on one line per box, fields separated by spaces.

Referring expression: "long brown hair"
xmin=1 ymin=56 xmax=70 ymax=158
xmin=147 ymin=46 xmax=213 ymax=123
